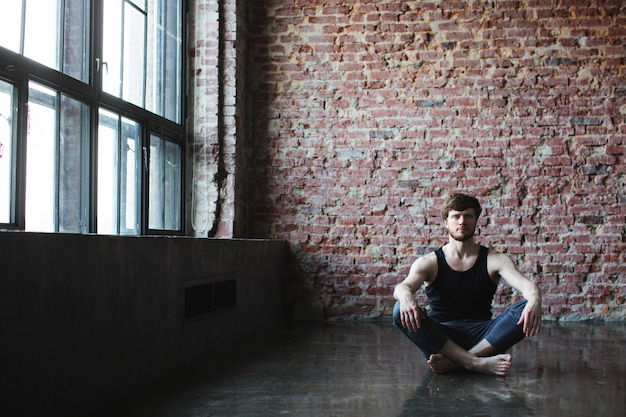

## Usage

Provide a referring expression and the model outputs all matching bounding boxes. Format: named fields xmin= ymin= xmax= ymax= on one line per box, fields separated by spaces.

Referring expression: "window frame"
xmin=0 ymin=0 xmax=186 ymax=236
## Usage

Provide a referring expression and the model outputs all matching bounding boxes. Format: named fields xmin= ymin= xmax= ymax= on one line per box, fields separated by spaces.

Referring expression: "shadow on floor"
xmin=82 ymin=320 xmax=625 ymax=417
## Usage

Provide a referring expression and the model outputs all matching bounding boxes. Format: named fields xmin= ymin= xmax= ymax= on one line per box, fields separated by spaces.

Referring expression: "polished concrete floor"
xmin=84 ymin=320 xmax=625 ymax=417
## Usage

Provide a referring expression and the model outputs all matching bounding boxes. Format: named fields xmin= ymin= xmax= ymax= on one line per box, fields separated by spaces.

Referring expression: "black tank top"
xmin=425 ymin=245 xmax=497 ymax=321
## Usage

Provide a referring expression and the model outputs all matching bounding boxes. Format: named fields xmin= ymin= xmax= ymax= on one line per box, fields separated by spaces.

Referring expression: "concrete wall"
xmin=248 ymin=0 xmax=626 ymax=320
xmin=0 ymin=232 xmax=287 ymax=416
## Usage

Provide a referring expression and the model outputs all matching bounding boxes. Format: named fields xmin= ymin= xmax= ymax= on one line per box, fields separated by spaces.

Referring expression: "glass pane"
xmin=146 ymin=0 xmax=183 ymax=122
xmin=58 ymin=95 xmax=90 ymax=233
xmin=0 ymin=80 xmax=15 ymax=223
xmin=104 ymin=0 xmax=182 ymax=123
xmin=122 ymin=3 xmax=146 ymax=107
xmin=97 ymin=109 xmax=141 ymax=235
xmin=26 ymin=83 xmax=57 ymax=232
xmin=0 ymin=1 xmax=23 ymax=53
xmin=121 ymin=117 xmax=141 ymax=233
xmin=103 ymin=1 xmax=147 ymax=108
xmin=97 ymin=109 xmax=119 ymax=234
xmin=102 ymin=0 xmax=123 ymax=96
xmin=24 ymin=0 xmax=60 ymax=71
xmin=149 ymin=134 xmax=181 ymax=230
xmin=15 ymin=0 xmax=90 ymax=83
xmin=62 ymin=0 xmax=90 ymax=82
xmin=24 ymin=83 xmax=89 ymax=233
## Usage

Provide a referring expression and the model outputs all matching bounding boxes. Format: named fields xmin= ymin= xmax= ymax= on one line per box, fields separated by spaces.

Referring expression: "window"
xmin=0 ymin=0 xmax=184 ymax=235
xmin=0 ymin=80 xmax=16 ymax=224
xmin=97 ymin=109 xmax=142 ymax=235
xmin=103 ymin=0 xmax=182 ymax=123
xmin=26 ymin=82 xmax=91 ymax=233
xmin=0 ymin=0 xmax=90 ymax=83
xmin=149 ymin=134 xmax=182 ymax=231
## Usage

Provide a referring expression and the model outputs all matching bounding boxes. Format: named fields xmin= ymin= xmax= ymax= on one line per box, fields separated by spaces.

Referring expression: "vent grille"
xmin=184 ymin=278 xmax=236 ymax=319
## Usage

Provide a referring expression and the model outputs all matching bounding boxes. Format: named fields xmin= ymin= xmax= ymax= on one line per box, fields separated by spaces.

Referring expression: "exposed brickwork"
xmin=247 ymin=0 xmax=626 ymax=320
xmin=188 ymin=0 xmax=221 ymax=237
xmin=188 ymin=0 xmax=245 ymax=238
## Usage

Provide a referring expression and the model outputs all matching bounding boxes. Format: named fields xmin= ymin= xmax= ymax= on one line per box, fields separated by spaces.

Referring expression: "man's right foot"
xmin=470 ymin=354 xmax=512 ymax=376
xmin=428 ymin=354 xmax=462 ymax=374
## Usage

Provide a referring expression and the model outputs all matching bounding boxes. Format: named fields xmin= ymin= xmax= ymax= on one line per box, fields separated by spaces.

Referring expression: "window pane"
xmin=102 ymin=0 xmax=123 ymax=97
xmin=103 ymin=1 xmax=147 ymax=107
xmin=104 ymin=0 xmax=182 ymax=123
xmin=62 ymin=0 xmax=90 ymax=82
xmin=146 ymin=0 xmax=183 ymax=122
xmin=15 ymin=0 xmax=90 ymax=83
xmin=25 ymin=83 xmax=90 ymax=233
xmin=97 ymin=109 xmax=141 ymax=235
xmin=149 ymin=134 xmax=181 ymax=230
xmin=122 ymin=3 xmax=146 ymax=107
xmin=121 ymin=118 xmax=141 ymax=233
xmin=0 ymin=80 xmax=15 ymax=223
xmin=26 ymin=83 xmax=57 ymax=232
xmin=0 ymin=1 xmax=23 ymax=53
xmin=97 ymin=110 xmax=119 ymax=234
xmin=24 ymin=0 xmax=60 ymax=72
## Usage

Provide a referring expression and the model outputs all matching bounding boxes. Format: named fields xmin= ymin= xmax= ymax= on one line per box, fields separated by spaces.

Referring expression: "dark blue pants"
xmin=393 ymin=299 xmax=528 ymax=358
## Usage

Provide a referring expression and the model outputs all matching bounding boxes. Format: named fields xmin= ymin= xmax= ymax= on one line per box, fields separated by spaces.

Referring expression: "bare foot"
xmin=428 ymin=354 xmax=463 ymax=374
xmin=470 ymin=354 xmax=512 ymax=376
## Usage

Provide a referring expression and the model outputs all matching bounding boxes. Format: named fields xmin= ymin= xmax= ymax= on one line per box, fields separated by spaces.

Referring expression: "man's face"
xmin=445 ymin=208 xmax=477 ymax=242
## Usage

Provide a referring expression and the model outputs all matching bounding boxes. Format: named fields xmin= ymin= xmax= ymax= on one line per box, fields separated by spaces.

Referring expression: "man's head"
xmin=441 ymin=194 xmax=482 ymax=242
xmin=441 ymin=193 xmax=482 ymax=220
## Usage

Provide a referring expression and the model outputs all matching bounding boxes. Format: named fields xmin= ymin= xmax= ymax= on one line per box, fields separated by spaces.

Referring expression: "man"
xmin=393 ymin=193 xmax=542 ymax=376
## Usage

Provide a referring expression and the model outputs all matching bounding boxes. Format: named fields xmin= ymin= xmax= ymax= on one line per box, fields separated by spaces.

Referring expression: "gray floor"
xmin=84 ymin=320 xmax=625 ymax=417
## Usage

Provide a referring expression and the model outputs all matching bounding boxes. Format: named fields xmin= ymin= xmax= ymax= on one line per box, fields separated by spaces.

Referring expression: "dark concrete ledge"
xmin=0 ymin=232 xmax=287 ymax=417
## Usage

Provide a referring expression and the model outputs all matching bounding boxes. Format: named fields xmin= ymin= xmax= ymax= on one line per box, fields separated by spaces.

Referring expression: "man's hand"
xmin=400 ymin=298 xmax=425 ymax=332
xmin=393 ymin=253 xmax=436 ymax=332
xmin=490 ymin=250 xmax=543 ymax=338
xmin=517 ymin=299 xmax=542 ymax=337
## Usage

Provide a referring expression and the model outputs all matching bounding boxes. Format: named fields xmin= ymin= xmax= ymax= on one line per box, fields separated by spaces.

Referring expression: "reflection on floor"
xmin=83 ymin=320 xmax=625 ymax=417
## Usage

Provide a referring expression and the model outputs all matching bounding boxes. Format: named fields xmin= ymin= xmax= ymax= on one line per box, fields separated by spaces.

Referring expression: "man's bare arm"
xmin=394 ymin=252 xmax=437 ymax=332
xmin=489 ymin=250 xmax=542 ymax=337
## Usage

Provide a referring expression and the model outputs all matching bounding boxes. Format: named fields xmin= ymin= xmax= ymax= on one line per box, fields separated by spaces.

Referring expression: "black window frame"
xmin=0 ymin=0 xmax=186 ymax=236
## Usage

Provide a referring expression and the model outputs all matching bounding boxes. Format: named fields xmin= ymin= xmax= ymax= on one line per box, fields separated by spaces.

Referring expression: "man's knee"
xmin=509 ymin=299 xmax=528 ymax=318
xmin=392 ymin=306 xmax=449 ymax=357
xmin=486 ymin=300 xmax=528 ymax=352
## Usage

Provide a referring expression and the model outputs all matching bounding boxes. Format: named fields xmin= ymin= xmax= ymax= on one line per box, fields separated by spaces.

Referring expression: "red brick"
xmin=247 ymin=0 xmax=626 ymax=320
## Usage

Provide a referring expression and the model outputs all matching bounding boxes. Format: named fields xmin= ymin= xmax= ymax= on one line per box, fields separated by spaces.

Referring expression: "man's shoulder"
xmin=486 ymin=248 xmax=516 ymax=270
xmin=414 ymin=250 xmax=438 ymax=265
xmin=410 ymin=250 xmax=439 ymax=276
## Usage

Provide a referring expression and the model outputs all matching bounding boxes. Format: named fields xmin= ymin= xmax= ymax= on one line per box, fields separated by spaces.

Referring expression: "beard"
xmin=449 ymin=228 xmax=475 ymax=242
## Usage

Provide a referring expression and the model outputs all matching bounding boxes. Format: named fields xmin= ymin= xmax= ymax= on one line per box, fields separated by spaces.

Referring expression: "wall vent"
xmin=184 ymin=278 xmax=236 ymax=319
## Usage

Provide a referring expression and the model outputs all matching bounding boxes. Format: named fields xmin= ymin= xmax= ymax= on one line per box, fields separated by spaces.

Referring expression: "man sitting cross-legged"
xmin=393 ymin=193 xmax=542 ymax=376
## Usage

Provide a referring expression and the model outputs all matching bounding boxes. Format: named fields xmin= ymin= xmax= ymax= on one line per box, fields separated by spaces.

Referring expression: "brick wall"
xmin=188 ymin=0 xmax=246 ymax=238
xmin=188 ymin=0 xmax=220 ymax=237
xmin=248 ymin=0 xmax=625 ymax=320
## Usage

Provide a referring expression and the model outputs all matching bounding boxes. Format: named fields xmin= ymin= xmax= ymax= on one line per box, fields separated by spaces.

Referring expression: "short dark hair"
xmin=441 ymin=193 xmax=482 ymax=220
